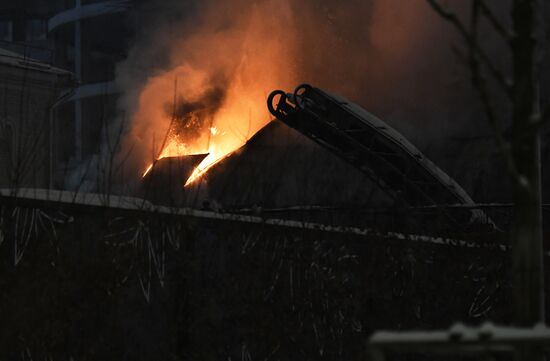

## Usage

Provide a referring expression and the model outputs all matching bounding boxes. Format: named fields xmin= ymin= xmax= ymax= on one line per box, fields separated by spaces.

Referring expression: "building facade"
xmin=0 ymin=48 xmax=71 ymax=188
xmin=0 ymin=0 xmax=134 ymax=189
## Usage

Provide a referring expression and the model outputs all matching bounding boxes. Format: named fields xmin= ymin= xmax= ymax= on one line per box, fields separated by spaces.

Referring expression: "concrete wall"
xmin=0 ymin=192 xmax=515 ymax=361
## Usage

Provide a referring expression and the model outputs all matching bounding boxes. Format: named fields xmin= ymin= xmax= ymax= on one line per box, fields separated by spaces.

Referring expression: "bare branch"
xmin=464 ymin=0 xmax=518 ymax=178
xmin=477 ymin=0 xmax=513 ymax=41
xmin=426 ymin=0 xmax=512 ymax=95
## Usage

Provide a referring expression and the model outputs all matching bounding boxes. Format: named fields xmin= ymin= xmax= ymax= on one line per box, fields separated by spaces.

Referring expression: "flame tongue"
xmin=184 ymin=155 xmax=219 ymax=186
xmin=184 ymin=149 xmax=235 ymax=186
xmin=143 ymin=153 xmax=209 ymax=186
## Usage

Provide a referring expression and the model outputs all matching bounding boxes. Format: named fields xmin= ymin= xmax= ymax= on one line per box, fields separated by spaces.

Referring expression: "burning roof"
xmin=141 ymin=153 xmax=207 ymax=206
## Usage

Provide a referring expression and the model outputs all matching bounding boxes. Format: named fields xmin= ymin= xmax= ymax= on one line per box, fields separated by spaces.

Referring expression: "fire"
xmin=142 ymin=163 xmax=153 ymax=177
xmin=139 ymin=80 xmax=264 ymax=185
xmin=117 ymin=0 xmax=438 ymax=192
xmin=127 ymin=0 xmax=297 ymax=187
xmin=143 ymin=129 xmax=226 ymax=185
xmin=184 ymin=152 xmax=226 ymax=186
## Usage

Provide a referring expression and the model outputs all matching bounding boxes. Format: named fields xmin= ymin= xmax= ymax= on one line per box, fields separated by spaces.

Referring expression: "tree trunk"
xmin=511 ymin=0 xmax=545 ymax=359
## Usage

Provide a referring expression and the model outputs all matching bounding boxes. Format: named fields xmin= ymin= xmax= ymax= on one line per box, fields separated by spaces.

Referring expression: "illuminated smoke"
xmin=117 ymin=0 xmax=299 ymax=184
xmin=116 ymin=0 xmax=482 ymax=187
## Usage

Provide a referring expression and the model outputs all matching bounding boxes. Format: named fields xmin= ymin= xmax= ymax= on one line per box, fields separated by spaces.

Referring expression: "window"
xmin=0 ymin=20 xmax=13 ymax=42
xmin=26 ymin=19 xmax=47 ymax=41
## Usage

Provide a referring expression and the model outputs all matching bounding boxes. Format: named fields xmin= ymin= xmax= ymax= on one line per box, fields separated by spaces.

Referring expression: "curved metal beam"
xmin=48 ymin=1 xmax=131 ymax=32
xmin=65 ymin=81 xmax=117 ymax=103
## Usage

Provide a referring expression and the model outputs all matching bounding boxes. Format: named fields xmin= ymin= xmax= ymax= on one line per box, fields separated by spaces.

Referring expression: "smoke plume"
xmin=115 ymin=0 xmax=507 ymax=186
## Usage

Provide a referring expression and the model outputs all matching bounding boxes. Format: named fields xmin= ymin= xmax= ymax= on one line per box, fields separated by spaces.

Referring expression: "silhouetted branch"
xmin=427 ymin=0 xmax=522 ymax=177
xmin=477 ymin=0 xmax=512 ymax=41
xmin=426 ymin=0 xmax=512 ymax=95
xmin=467 ymin=0 xmax=518 ymax=177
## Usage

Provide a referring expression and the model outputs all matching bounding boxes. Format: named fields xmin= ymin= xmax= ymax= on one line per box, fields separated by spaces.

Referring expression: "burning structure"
xmin=120 ymin=0 xmax=299 ymax=189
xmin=140 ymin=83 xmax=498 ymax=238
xmin=1 ymin=0 xmax=549 ymax=360
xmin=116 ymin=0 xmax=518 ymax=219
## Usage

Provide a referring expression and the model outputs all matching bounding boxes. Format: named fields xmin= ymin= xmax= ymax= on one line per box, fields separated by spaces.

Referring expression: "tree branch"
xmin=462 ymin=0 xmax=517 ymax=178
xmin=426 ymin=0 xmax=512 ymax=96
xmin=477 ymin=0 xmax=513 ymax=41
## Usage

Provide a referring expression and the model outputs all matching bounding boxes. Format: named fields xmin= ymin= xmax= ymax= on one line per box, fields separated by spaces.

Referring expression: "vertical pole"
xmin=511 ymin=0 xmax=544 ymax=326
xmin=74 ymin=0 xmax=82 ymax=162
xmin=511 ymin=0 xmax=544 ymax=359
xmin=49 ymin=104 xmax=54 ymax=188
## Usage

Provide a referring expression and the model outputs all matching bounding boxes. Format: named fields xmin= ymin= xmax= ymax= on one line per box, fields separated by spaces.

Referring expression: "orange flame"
xmin=133 ymin=0 xmax=298 ymax=187
xmin=142 ymin=163 xmax=154 ymax=177
xmin=184 ymin=152 xmax=227 ymax=186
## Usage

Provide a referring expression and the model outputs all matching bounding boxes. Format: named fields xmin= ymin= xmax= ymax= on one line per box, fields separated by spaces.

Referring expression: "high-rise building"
xmin=0 ymin=0 xmax=134 ymax=188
